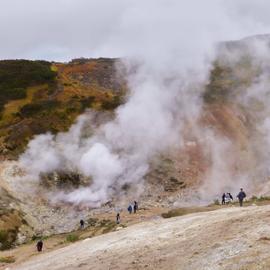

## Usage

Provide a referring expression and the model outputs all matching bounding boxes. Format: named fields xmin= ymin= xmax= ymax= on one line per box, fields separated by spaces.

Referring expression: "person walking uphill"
xmin=237 ymin=188 xmax=246 ymax=207
xmin=133 ymin=201 xmax=138 ymax=213
xmin=36 ymin=239 xmax=43 ymax=252
xmin=80 ymin=219 xmax=85 ymax=229
xmin=116 ymin=213 xmax=120 ymax=224
xmin=222 ymin=193 xmax=226 ymax=205
xmin=127 ymin=204 xmax=132 ymax=214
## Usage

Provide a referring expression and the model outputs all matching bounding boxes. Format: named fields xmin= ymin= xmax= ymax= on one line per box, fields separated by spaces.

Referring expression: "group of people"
xmin=36 ymin=187 xmax=249 ymax=253
xmin=117 ymin=200 xmax=139 ymax=224
xmin=221 ymin=188 xmax=246 ymax=207
xmin=127 ymin=201 xmax=138 ymax=214
xmin=36 ymin=188 xmax=249 ymax=253
xmin=36 ymin=215 xmax=87 ymax=252
xmin=221 ymin=192 xmax=233 ymax=204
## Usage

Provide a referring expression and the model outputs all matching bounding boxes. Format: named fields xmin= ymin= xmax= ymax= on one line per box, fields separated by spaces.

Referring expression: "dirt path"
xmin=0 ymin=206 xmax=167 ymax=269
xmin=7 ymin=204 xmax=270 ymax=270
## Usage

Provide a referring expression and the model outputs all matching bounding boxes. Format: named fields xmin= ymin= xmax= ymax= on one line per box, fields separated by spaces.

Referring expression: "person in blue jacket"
xmin=127 ymin=204 xmax=132 ymax=214
xmin=237 ymin=188 xmax=246 ymax=207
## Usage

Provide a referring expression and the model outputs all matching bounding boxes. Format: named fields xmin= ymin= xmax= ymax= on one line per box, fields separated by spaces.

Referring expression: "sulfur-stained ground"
xmin=9 ymin=204 xmax=270 ymax=270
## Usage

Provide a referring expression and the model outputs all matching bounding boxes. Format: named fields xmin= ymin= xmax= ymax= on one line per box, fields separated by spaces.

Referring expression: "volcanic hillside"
xmin=0 ymin=36 xmax=270 ymax=252
xmin=0 ymin=58 xmax=126 ymax=158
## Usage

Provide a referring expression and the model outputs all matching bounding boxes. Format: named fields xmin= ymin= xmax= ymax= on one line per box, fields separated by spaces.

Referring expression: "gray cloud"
xmin=1 ymin=0 xmax=270 ymax=61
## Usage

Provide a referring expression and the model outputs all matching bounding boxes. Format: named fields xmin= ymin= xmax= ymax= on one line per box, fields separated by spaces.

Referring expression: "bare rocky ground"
xmin=6 ymin=204 xmax=270 ymax=270
xmin=0 ymin=158 xmax=198 ymax=241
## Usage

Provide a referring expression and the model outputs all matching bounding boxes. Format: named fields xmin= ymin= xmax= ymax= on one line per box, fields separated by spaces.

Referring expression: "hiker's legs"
xmin=239 ymin=199 xmax=243 ymax=207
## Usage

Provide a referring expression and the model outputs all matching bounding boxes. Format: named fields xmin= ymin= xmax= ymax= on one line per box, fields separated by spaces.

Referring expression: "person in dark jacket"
xmin=237 ymin=188 xmax=246 ymax=207
xmin=116 ymin=213 xmax=120 ymax=224
xmin=80 ymin=219 xmax=85 ymax=229
xmin=36 ymin=239 xmax=43 ymax=252
xmin=133 ymin=201 xmax=138 ymax=213
xmin=127 ymin=205 xmax=132 ymax=214
xmin=222 ymin=193 xmax=226 ymax=205
xmin=228 ymin=193 xmax=233 ymax=201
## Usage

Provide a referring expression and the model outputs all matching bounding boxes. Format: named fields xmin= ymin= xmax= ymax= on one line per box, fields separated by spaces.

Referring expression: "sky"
xmin=1 ymin=0 xmax=270 ymax=61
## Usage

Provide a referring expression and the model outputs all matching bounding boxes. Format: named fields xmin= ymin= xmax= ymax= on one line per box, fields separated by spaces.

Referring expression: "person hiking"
xmin=133 ymin=201 xmax=138 ymax=213
xmin=116 ymin=213 xmax=120 ymax=224
xmin=127 ymin=204 xmax=132 ymax=214
xmin=237 ymin=188 xmax=246 ymax=207
xmin=222 ymin=193 xmax=226 ymax=205
xmin=36 ymin=239 xmax=43 ymax=252
xmin=80 ymin=219 xmax=85 ymax=229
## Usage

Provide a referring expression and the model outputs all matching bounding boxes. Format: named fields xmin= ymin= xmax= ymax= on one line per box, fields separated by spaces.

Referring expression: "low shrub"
xmin=0 ymin=60 xmax=57 ymax=113
xmin=162 ymin=209 xmax=191 ymax=218
xmin=19 ymin=100 xmax=59 ymax=117
xmin=213 ymin=199 xmax=220 ymax=205
xmin=66 ymin=234 xmax=79 ymax=243
xmin=101 ymin=95 xmax=122 ymax=110
xmin=0 ymin=229 xmax=17 ymax=250
xmin=80 ymin=96 xmax=96 ymax=111
xmin=250 ymin=196 xmax=270 ymax=202
xmin=0 ymin=256 xmax=15 ymax=263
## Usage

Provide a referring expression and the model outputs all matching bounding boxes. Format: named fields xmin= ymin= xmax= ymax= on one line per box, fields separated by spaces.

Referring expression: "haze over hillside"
xmin=1 ymin=1 xmax=270 ymax=269
xmin=0 ymin=34 xmax=269 ymax=250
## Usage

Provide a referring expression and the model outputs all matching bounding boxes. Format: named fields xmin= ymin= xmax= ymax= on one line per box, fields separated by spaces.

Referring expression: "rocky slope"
xmin=9 ymin=204 xmax=270 ymax=270
xmin=0 ymin=35 xmax=270 ymax=250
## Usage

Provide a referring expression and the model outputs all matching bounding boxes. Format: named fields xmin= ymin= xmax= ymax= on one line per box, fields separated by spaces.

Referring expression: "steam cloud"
xmin=18 ymin=1 xmax=270 ymax=206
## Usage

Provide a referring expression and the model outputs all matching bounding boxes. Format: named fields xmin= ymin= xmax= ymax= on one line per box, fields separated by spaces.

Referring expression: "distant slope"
xmin=0 ymin=36 xmax=270 ymax=252
xmin=12 ymin=205 xmax=270 ymax=270
xmin=0 ymin=58 xmax=126 ymax=158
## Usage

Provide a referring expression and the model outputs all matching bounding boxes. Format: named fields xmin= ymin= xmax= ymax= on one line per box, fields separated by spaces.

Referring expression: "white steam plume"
xmin=18 ymin=1 xmax=270 ymax=206
xmin=198 ymin=37 xmax=270 ymax=201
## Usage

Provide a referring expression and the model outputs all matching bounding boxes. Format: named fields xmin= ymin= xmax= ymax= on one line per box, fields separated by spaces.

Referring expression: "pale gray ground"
xmin=9 ymin=205 xmax=270 ymax=270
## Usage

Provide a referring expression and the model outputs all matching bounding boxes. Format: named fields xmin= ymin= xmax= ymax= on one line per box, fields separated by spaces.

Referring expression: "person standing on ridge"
xmin=80 ymin=219 xmax=85 ymax=229
xmin=116 ymin=213 xmax=120 ymax=224
xmin=133 ymin=201 xmax=138 ymax=213
xmin=237 ymin=188 xmax=246 ymax=207
xmin=222 ymin=193 xmax=226 ymax=205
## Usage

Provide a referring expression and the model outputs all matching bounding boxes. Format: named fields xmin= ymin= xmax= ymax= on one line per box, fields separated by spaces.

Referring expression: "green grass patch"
xmin=162 ymin=208 xmax=197 ymax=218
xmin=0 ymin=60 xmax=57 ymax=113
xmin=0 ymin=256 xmax=15 ymax=263
xmin=66 ymin=234 xmax=79 ymax=243
xmin=0 ymin=229 xmax=18 ymax=250
xmin=80 ymin=96 xmax=96 ymax=111
xmin=250 ymin=196 xmax=270 ymax=202
xmin=100 ymin=95 xmax=122 ymax=110
xmin=161 ymin=206 xmax=221 ymax=219
xmin=19 ymin=100 xmax=60 ymax=117
xmin=213 ymin=199 xmax=220 ymax=205
xmin=87 ymin=218 xmax=98 ymax=226
xmin=203 ymin=63 xmax=231 ymax=103
xmin=101 ymin=220 xmax=117 ymax=234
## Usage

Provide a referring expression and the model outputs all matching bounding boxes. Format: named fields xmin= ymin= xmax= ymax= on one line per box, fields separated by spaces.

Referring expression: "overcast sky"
xmin=1 ymin=0 xmax=270 ymax=61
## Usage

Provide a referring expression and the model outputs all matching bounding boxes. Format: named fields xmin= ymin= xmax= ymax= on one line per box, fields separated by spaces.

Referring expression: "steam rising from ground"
xmin=18 ymin=1 xmax=270 ymax=206
xmin=199 ymin=37 xmax=270 ymax=200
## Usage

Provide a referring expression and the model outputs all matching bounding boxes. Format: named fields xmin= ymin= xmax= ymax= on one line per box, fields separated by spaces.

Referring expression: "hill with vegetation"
xmin=0 ymin=35 xmax=269 ymax=255
xmin=0 ymin=58 xmax=126 ymax=158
